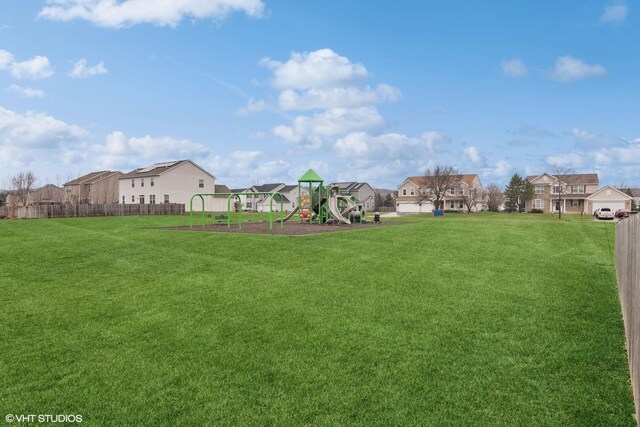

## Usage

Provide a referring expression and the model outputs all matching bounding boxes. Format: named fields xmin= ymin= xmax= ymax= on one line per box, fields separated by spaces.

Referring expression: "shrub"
xmin=529 ymin=209 xmax=544 ymax=214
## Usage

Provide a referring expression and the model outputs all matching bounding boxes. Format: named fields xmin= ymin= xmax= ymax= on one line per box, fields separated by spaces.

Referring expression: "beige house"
xmin=525 ymin=173 xmax=598 ymax=214
xmin=585 ymin=186 xmax=633 ymax=213
xmin=27 ymin=184 xmax=64 ymax=205
xmin=330 ymin=182 xmax=376 ymax=212
xmin=64 ymin=171 xmax=122 ymax=204
xmin=119 ymin=160 xmax=216 ymax=211
xmin=396 ymin=174 xmax=483 ymax=213
xmin=231 ymin=183 xmax=308 ymax=212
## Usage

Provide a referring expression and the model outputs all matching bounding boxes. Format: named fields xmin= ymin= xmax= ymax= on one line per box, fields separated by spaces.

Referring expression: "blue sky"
xmin=1 ymin=0 xmax=638 ymax=189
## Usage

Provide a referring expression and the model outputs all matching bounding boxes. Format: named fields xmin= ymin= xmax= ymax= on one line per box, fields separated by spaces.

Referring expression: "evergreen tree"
xmin=504 ymin=174 xmax=523 ymax=213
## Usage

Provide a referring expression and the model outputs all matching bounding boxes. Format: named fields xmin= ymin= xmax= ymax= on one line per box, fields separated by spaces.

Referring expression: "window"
xmin=459 ymin=188 xmax=464 ymax=195
xmin=131 ymin=195 xmax=135 ymax=202
xmin=534 ymin=186 xmax=544 ymax=194
xmin=410 ymin=188 xmax=415 ymax=196
xmin=448 ymin=188 xmax=455 ymax=195
xmin=150 ymin=177 xmax=154 ymax=187
xmin=122 ymin=196 xmax=125 ymax=204
xmin=448 ymin=200 xmax=456 ymax=209
xmin=553 ymin=185 xmax=562 ymax=194
xmin=139 ymin=195 xmax=145 ymax=204
xmin=150 ymin=195 xmax=156 ymax=205
xmin=141 ymin=178 xmax=144 ymax=187
xmin=458 ymin=201 xmax=463 ymax=209
xmin=131 ymin=179 xmax=135 ymax=188
xmin=402 ymin=189 xmax=407 ymax=196
xmin=164 ymin=194 xmax=170 ymax=203
xmin=533 ymin=199 xmax=544 ymax=209
xmin=198 ymin=179 xmax=204 ymax=188
xmin=573 ymin=185 xmax=584 ymax=194
xmin=571 ymin=199 xmax=580 ymax=207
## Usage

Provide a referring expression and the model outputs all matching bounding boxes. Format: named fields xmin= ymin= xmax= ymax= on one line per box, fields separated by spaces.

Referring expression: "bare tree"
xmin=10 ymin=171 xmax=37 ymax=207
xmin=484 ymin=183 xmax=505 ymax=212
xmin=419 ymin=165 xmax=460 ymax=212
xmin=551 ymin=164 xmax=575 ymax=219
xmin=463 ymin=185 xmax=481 ymax=212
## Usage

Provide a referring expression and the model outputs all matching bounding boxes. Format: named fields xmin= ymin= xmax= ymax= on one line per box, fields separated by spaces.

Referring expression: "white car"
xmin=595 ymin=207 xmax=615 ymax=220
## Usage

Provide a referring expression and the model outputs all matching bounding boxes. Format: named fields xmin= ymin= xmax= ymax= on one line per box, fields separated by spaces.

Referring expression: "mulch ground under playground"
xmin=160 ymin=220 xmax=408 ymax=236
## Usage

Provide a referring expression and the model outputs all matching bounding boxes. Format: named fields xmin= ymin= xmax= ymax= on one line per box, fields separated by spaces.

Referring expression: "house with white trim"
xmin=396 ymin=174 xmax=483 ymax=213
xmin=330 ymin=182 xmax=375 ymax=212
xmin=585 ymin=186 xmax=633 ymax=214
xmin=118 ymin=160 xmax=217 ymax=211
xmin=525 ymin=173 xmax=599 ymax=214
xmin=231 ymin=183 xmax=307 ymax=212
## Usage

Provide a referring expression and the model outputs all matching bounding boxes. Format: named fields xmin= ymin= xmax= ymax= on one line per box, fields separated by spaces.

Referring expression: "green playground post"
xmin=189 ymin=194 xmax=206 ymax=227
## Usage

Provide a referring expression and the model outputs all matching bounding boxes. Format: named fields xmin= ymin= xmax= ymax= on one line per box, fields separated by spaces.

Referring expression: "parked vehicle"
xmin=595 ymin=207 xmax=615 ymax=220
xmin=615 ymin=208 xmax=630 ymax=219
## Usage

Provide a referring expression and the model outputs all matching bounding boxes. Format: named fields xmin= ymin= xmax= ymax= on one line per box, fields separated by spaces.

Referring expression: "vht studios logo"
xmin=5 ymin=414 xmax=83 ymax=423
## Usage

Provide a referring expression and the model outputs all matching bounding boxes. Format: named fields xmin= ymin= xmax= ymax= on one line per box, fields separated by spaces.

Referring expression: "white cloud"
xmin=273 ymin=107 xmax=386 ymax=147
xmin=546 ymin=152 xmax=586 ymax=168
xmin=0 ymin=106 xmax=88 ymax=170
xmin=600 ymin=2 xmax=628 ymax=24
xmin=236 ymin=98 xmax=267 ymax=115
xmin=489 ymin=160 xmax=513 ymax=180
xmin=261 ymin=49 xmax=368 ymax=90
xmin=92 ymin=131 xmax=210 ymax=169
xmin=501 ymin=58 xmax=528 ymax=78
xmin=69 ymin=59 xmax=108 ymax=78
xmin=0 ymin=50 xmax=54 ymax=80
xmin=550 ymin=56 xmax=606 ymax=82
xmin=463 ymin=145 xmax=486 ymax=167
xmin=207 ymin=150 xmax=291 ymax=184
xmin=7 ymin=84 xmax=45 ymax=98
xmin=39 ymin=0 xmax=266 ymax=28
xmin=10 ymin=56 xmax=54 ymax=80
xmin=572 ymin=127 xmax=623 ymax=147
xmin=334 ymin=131 xmax=446 ymax=160
xmin=278 ymin=84 xmax=400 ymax=111
xmin=0 ymin=106 xmax=87 ymax=147
xmin=0 ymin=49 xmax=13 ymax=69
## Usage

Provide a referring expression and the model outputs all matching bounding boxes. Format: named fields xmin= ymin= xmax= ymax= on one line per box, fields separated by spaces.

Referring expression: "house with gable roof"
xmin=329 ymin=182 xmax=375 ymax=212
xmin=232 ymin=183 xmax=307 ymax=212
xmin=64 ymin=171 xmax=122 ymax=204
xmin=119 ymin=160 xmax=216 ymax=211
xmin=396 ymin=174 xmax=483 ymax=213
xmin=525 ymin=173 xmax=599 ymax=214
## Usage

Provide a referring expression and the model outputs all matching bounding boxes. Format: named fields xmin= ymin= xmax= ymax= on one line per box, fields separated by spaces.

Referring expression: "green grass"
xmin=0 ymin=213 xmax=634 ymax=425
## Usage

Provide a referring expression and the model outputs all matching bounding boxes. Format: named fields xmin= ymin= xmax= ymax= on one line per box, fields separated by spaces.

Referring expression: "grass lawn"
xmin=0 ymin=213 xmax=634 ymax=425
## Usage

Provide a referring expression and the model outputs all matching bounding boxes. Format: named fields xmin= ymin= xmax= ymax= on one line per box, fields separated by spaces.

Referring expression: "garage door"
xmin=592 ymin=201 xmax=626 ymax=212
xmin=397 ymin=202 xmax=420 ymax=213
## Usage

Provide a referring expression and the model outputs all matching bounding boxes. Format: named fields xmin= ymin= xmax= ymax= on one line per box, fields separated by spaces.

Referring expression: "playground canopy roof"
xmin=298 ymin=169 xmax=324 ymax=183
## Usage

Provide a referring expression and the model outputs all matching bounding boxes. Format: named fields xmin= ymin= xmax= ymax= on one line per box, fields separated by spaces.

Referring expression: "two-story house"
xmin=396 ymin=174 xmax=483 ymax=213
xmin=525 ymin=173 xmax=599 ymax=214
xmin=64 ymin=171 xmax=122 ymax=204
xmin=119 ymin=160 xmax=216 ymax=211
xmin=232 ymin=183 xmax=307 ymax=212
xmin=329 ymin=182 xmax=375 ymax=212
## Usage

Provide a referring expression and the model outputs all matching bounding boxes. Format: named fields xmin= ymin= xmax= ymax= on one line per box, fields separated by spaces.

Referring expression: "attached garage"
xmin=396 ymin=201 xmax=434 ymax=214
xmin=585 ymin=186 xmax=632 ymax=214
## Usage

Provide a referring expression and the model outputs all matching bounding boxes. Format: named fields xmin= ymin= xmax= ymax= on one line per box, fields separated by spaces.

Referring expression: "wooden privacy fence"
xmin=0 ymin=203 xmax=184 ymax=219
xmin=616 ymin=215 xmax=640 ymax=425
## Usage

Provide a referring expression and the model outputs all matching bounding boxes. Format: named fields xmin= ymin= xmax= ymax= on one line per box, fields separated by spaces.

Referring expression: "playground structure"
xmin=189 ymin=169 xmax=368 ymax=229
